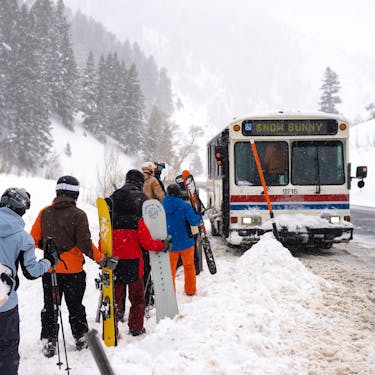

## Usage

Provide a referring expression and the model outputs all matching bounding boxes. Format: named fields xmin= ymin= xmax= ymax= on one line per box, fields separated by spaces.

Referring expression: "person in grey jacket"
xmin=0 ymin=187 xmax=58 ymax=375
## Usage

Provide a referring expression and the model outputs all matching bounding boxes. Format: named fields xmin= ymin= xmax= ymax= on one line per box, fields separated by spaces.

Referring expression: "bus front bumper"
xmin=226 ymin=226 xmax=353 ymax=248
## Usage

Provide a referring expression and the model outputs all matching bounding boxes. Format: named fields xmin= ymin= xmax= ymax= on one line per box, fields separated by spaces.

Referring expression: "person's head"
xmin=56 ymin=175 xmax=80 ymax=200
xmin=125 ymin=169 xmax=145 ymax=190
xmin=141 ymin=162 xmax=156 ymax=177
xmin=0 ymin=187 xmax=31 ymax=216
xmin=166 ymin=183 xmax=182 ymax=198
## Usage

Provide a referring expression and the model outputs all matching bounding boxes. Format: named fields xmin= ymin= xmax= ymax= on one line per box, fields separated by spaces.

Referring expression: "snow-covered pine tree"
xmin=15 ymin=4 xmax=52 ymax=171
xmin=123 ymin=63 xmax=146 ymax=154
xmin=139 ymin=55 xmax=159 ymax=116
xmin=365 ymin=103 xmax=375 ymax=120
xmin=319 ymin=66 xmax=342 ymax=114
xmin=30 ymin=0 xmax=55 ymax=113
xmin=190 ymin=154 xmax=203 ymax=176
xmin=94 ymin=54 xmax=112 ymax=141
xmin=80 ymin=51 xmax=99 ymax=132
xmin=53 ymin=0 xmax=77 ymax=130
xmin=156 ymin=68 xmax=174 ymax=117
xmin=0 ymin=0 xmax=18 ymax=171
xmin=145 ymin=106 xmax=175 ymax=162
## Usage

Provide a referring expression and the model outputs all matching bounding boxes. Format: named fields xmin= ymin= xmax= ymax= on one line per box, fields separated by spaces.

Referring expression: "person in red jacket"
xmin=31 ymin=176 xmax=104 ymax=357
xmin=109 ymin=169 xmax=171 ymax=336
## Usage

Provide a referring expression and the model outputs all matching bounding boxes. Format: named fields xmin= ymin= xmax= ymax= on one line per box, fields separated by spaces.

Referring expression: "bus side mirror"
xmin=355 ymin=166 xmax=367 ymax=189
xmin=356 ymin=166 xmax=367 ymax=179
xmin=215 ymin=146 xmax=226 ymax=166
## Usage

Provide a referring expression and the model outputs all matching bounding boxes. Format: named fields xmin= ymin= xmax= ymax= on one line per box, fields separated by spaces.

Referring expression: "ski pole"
xmin=86 ymin=329 xmax=115 ymax=375
xmin=47 ymin=238 xmax=71 ymax=374
xmin=250 ymin=139 xmax=280 ymax=241
xmin=50 ymin=268 xmax=62 ymax=369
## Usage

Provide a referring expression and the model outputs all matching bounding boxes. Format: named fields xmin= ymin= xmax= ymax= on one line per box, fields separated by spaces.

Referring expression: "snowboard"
xmin=96 ymin=198 xmax=117 ymax=347
xmin=142 ymin=199 xmax=179 ymax=323
xmin=175 ymin=174 xmax=203 ymax=275
xmin=182 ymin=170 xmax=217 ymax=275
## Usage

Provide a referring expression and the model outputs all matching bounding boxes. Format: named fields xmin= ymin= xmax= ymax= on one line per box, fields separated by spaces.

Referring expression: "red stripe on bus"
xmin=230 ymin=194 xmax=349 ymax=202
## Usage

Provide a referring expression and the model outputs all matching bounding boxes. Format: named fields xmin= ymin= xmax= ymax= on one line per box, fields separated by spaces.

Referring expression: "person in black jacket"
xmin=109 ymin=170 xmax=170 ymax=336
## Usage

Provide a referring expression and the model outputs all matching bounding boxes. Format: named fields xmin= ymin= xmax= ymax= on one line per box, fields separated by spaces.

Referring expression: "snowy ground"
xmin=14 ymin=231 xmax=375 ymax=375
xmin=2 ymin=173 xmax=371 ymax=375
xmin=1 ymin=118 xmax=374 ymax=374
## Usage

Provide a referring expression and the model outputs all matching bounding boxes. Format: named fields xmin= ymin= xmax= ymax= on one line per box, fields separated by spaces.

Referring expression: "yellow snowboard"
xmin=96 ymin=197 xmax=117 ymax=347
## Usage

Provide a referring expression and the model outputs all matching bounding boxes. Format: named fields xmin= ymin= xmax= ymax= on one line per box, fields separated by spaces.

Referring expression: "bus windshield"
xmin=291 ymin=141 xmax=345 ymax=185
xmin=235 ymin=141 xmax=289 ymax=186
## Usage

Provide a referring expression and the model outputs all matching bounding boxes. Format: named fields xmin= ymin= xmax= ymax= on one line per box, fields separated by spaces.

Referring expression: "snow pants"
xmin=169 ymin=246 xmax=196 ymax=295
xmin=115 ymin=278 xmax=145 ymax=333
xmin=0 ymin=306 xmax=20 ymax=375
xmin=41 ymin=271 xmax=88 ymax=341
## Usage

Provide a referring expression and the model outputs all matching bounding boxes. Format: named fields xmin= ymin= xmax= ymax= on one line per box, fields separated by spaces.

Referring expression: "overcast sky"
xmin=64 ymin=0 xmax=375 ymax=59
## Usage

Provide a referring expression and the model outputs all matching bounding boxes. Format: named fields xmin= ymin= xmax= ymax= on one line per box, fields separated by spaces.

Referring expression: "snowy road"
xmin=222 ymin=234 xmax=375 ymax=375
xmin=293 ymin=242 xmax=375 ymax=375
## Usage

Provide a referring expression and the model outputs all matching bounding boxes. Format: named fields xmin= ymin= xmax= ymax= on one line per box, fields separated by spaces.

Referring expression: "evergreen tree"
xmin=139 ymin=55 xmax=159 ymax=115
xmin=156 ymin=67 xmax=174 ymax=117
xmin=319 ymin=66 xmax=342 ymax=114
xmin=123 ymin=63 xmax=145 ymax=153
xmin=0 ymin=3 xmax=52 ymax=171
xmin=30 ymin=0 xmax=55 ymax=113
xmin=0 ymin=0 xmax=19 ymax=171
xmin=80 ymin=51 xmax=99 ymax=131
xmin=190 ymin=154 xmax=203 ymax=176
xmin=53 ymin=0 xmax=77 ymax=129
xmin=14 ymin=4 xmax=52 ymax=170
xmin=365 ymin=103 xmax=375 ymax=120
xmin=145 ymin=106 xmax=175 ymax=162
xmin=95 ymin=54 xmax=111 ymax=141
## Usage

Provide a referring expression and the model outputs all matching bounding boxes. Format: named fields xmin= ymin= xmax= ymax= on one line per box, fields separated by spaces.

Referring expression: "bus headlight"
xmin=322 ymin=214 xmax=340 ymax=224
xmin=242 ymin=216 xmax=261 ymax=225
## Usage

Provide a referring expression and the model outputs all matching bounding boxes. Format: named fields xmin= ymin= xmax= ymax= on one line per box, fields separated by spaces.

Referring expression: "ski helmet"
xmin=0 ymin=187 xmax=31 ymax=216
xmin=141 ymin=162 xmax=156 ymax=175
xmin=56 ymin=175 xmax=80 ymax=200
xmin=166 ymin=183 xmax=182 ymax=198
xmin=125 ymin=169 xmax=145 ymax=189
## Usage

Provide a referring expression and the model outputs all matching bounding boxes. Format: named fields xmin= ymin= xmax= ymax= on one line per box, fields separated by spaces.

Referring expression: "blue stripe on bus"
xmin=230 ymin=204 xmax=350 ymax=210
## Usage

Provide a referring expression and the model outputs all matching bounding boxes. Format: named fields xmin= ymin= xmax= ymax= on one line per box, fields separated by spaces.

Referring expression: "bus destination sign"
xmin=242 ymin=119 xmax=338 ymax=136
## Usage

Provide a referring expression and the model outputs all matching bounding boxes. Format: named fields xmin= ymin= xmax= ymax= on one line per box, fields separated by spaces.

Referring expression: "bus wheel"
xmin=320 ymin=243 xmax=333 ymax=249
xmin=210 ymin=220 xmax=219 ymax=236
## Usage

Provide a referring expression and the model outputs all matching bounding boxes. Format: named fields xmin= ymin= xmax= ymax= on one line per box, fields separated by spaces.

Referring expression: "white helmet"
xmin=141 ymin=162 xmax=156 ymax=174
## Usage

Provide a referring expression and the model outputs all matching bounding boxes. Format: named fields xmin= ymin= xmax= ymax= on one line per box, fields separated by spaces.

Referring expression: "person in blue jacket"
xmin=163 ymin=183 xmax=202 ymax=295
xmin=0 ymin=187 xmax=58 ymax=375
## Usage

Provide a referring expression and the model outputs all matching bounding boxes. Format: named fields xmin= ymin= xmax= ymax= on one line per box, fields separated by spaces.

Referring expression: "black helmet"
xmin=56 ymin=175 xmax=80 ymax=200
xmin=167 ymin=183 xmax=182 ymax=198
xmin=0 ymin=187 xmax=31 ymax=216
xmin=125 ymin=169 xmax=145 ymax=189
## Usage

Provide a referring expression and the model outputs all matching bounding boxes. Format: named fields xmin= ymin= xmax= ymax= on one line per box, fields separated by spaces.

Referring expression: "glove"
xmin=99 ymin=256 xmax=119 ymax=271
xmin=198 ymin=206 xmax=205 ymax=216
xmin=162 ymin=237 xmax=173 ymax=252
xmin=1 ymin=272 xmax=15 ymax=295
xmin=44 ymin=237 xmax=59 ymax=267
xmin=44 ymin=250 xmax=59 ymax=267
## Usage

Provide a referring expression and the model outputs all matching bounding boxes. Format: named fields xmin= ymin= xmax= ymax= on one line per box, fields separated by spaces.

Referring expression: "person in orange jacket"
xmin=30 ymin=176 xmax=104 ymax=358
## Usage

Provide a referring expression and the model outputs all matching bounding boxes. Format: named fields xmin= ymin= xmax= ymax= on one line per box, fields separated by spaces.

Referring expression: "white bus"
xmin=207 ymin=112 xmax=367 ymax=249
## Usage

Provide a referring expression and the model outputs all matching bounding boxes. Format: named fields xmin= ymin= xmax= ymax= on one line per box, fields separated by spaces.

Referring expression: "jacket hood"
xmin=163 ymin=195 xmax=185 ymax=215
xmin=0 ymin=207 xmax=25 ymax=238
xmin=53 ymin=195 xmax=77 ymax=209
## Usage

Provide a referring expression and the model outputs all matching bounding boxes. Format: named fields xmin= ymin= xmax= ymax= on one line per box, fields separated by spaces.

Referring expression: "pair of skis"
xmin=180 ymin=170 xmax=217 ymax=275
